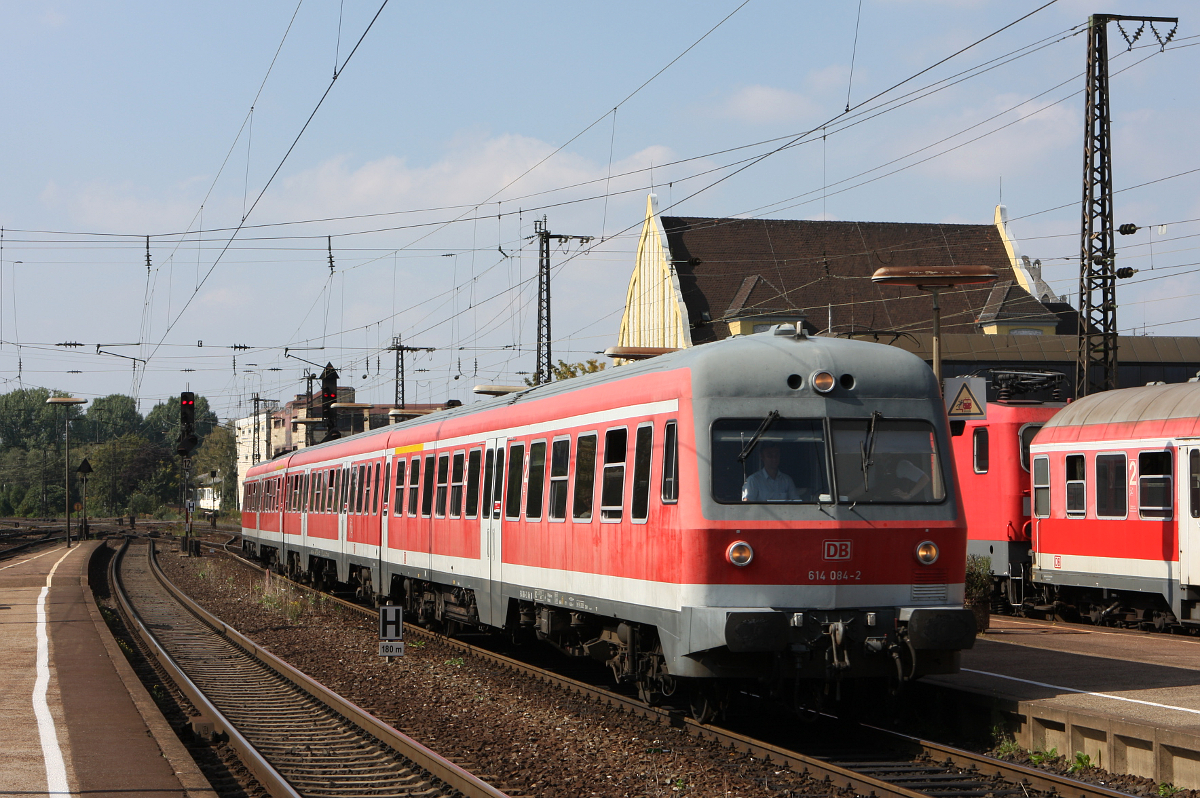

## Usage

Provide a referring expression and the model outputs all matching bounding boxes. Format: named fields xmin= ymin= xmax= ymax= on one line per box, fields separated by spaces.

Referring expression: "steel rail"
xmin=109 ymin=538 xmax=302 ymax=797
xmin=148 ymin=541 xmax=513 ymax=798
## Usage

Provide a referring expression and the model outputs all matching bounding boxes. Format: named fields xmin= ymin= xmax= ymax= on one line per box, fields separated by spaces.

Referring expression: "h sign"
xmin=378 ymin=606 xmax=404 ymax=641
xmin=823 ymin=540 xmax=852 ymax=561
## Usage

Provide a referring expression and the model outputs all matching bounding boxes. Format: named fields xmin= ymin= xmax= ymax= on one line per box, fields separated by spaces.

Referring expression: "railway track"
xmin=191 ymin=540 xmax=1140 ymax=798
xmin=111 ymin=538 xmax=513 ymax=798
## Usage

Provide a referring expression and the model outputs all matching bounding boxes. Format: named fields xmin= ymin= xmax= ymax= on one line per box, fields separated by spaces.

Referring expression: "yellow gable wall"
xmin=616 ymin=194 xmax=692 ymax=354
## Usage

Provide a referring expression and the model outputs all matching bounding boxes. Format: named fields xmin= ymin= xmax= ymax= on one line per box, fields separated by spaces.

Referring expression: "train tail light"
xmin=915 ymin=540 xmax=939 ymax=565
xmin=727 ymin=541 xmax=754 ymax=567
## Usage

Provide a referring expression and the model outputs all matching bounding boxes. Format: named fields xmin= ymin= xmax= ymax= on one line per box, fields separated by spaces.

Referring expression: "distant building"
xmin=616 ymin=194 xmax=1200 ymax=397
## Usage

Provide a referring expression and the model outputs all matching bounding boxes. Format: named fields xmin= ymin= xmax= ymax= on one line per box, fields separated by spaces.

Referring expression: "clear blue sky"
xmin=1 ymin=0 xmax=1195 ymax=420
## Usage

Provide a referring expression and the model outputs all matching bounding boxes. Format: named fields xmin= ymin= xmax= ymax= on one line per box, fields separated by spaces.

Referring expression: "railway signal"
xmin=177 ymin=391 xmax=198 ymax=456
xmin=321 ymin=363 xmax=341 ymax=442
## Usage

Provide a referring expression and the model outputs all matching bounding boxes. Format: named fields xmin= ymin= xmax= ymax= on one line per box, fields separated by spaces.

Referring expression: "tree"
xmin=83 ymin=394 xmax=142 ymax=443
xmin=192 ymin=423 xmax=238 ymax=512
xmin=525 ymin=359 xmax=606 ymax=386
xmin=0 ymin=387 xmax=79 ymax=451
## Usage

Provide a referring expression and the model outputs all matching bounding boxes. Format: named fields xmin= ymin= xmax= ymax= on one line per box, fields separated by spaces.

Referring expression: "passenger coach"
xmin=242 ymin=325 xmax=975 ymax=715
xmin=1030 ymin=381 xmax=1200 ymax=627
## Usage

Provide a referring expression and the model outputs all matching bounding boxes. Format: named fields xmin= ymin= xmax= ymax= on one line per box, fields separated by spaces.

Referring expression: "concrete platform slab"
xmin=925 ymin=616 xmax=1200 ymax=788
xmin=0 ymin=540 xmax=211 ymax=796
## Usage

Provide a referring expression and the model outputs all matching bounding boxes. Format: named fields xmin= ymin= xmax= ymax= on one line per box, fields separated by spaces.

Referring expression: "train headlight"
xmin=727 ymin=541 xmax=754 ymax=567
xmin=811 ymin=371 xmax=835 ymax=393
xmin=915 ymin=540 xmax=939 ymax=565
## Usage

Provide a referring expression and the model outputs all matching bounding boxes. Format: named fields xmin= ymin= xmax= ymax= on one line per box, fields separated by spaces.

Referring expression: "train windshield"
xmin=711 ymin=418 xmax=831 ymax=504
xmin=830 ymin=419 xmax=945 ymax=504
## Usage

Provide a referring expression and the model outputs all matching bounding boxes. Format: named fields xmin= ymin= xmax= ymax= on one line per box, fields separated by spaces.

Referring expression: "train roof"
xmin=248 ymin=328 xmax=939 ymax=474
xmin=1038 ymin=381 xmax=1200 ymax=441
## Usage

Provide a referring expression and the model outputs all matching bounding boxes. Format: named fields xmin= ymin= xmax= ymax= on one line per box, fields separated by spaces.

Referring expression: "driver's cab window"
xmin=830 ymin=418 xmax=945 ymax=504
xmin=711 ymin=418 xmax=829 ymax=504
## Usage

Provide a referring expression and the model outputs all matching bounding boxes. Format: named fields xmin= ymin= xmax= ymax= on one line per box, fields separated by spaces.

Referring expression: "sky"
xmin=1 ymin=0 xmax=1196 ymax=422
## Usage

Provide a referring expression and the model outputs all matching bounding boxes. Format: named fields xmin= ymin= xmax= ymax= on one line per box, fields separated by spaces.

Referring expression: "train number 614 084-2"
xmin=808 ymin=570 xmax=862 ymax=582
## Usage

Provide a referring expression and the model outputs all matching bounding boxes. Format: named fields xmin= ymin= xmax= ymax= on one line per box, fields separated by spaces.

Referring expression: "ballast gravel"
xmin=161 ymin=550 xmax=850 ymax=798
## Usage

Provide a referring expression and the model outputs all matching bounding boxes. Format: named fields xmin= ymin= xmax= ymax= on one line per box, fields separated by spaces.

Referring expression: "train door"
xmin=480 ymin=437 xmax=506 ymax=626
xmin=1179 ymin=445 xmax=1200 ymax=587
xmin=377 ymin=457 xmax=392 ymax=598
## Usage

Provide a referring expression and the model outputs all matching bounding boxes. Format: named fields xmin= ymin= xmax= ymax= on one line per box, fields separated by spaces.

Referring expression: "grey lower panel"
xmin=967 ymin=539 xmax=1031 ymax=577
xmin=1033 ymin=567 xmax=1183 ymax=616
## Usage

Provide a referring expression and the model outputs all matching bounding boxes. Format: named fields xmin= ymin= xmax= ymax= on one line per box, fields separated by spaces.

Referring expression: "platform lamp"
xmin=870 ymin=265 xmax=997 ymax=391
xmin=46 ymin=396 xmax=88 ymax=548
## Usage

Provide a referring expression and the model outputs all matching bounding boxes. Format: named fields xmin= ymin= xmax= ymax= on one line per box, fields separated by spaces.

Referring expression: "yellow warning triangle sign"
xmin=948 ymin=382 xmax=983 ymax=416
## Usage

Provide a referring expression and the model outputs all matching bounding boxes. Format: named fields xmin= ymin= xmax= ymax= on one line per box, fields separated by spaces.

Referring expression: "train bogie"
xmin=241 ymin=326 xmax=976 ymax=710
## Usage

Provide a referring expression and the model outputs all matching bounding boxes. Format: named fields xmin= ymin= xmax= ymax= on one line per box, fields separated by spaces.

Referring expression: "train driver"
xmin=742 ymin=441 xmax=804 ymax=502
xmin=888 ymin=456 xmax=931 ymax=501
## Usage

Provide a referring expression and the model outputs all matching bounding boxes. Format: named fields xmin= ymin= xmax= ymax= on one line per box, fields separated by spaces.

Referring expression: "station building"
xmin=615 ymin=194 xmax=1200 ymax=395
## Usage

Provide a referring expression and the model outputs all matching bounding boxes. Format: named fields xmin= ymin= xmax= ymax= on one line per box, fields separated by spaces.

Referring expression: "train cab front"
xmin=684 ymin=402 xmax=975 ymax=687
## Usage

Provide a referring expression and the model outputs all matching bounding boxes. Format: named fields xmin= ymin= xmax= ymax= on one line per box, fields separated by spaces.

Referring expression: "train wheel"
xmin=688 ymin=682 xmax=726 ymax=724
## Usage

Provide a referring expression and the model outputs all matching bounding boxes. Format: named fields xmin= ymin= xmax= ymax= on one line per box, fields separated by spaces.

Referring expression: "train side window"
xmin=374 ymin=462 xmax=384 ymax=514
xmin=1095 ymin=453 xmax=1127 ymax=519
xmin=435 ymin=454 xmax=450 ymax=518
xmin=1033 ymin=456 xmax=1050 ymax=517
xmin=1191 ymin=450 xmax=1200 ymax=519
xmin=342 ymin=467 xmax=352 ymax=513
xmin=526 ymin=441 xmax=547 ymax=520
xmin=492 ymin=447 xmax=506 ymax=519
xmin=303 ymin=473 xmax=313 ymax=513
xmin=465 ymin=449 xmax=482 ymax=519
xmin=421 ymin=455 xmax=435 ymax=517
xmin=973 ymin=428 xmax=989 ymax=474
xmin=1139 ymin=451 xmax=1172 ymax=519
xmin=573 ymin=434 xmax=598 ymax=521
xmin=325 ymin=469 xmax=334 ymax=513
xmin=1065 ymin=455 xmax=1086 ymax=516
xmin=481 ymin=449 xmax=495 ymax=518
xmin=1019 ymin=424 xmax=1043 ymax=472
xmin=505 ymin=444 xmax=525 ymax=519
xmin=355 ymin=464 xmax=366 ymax=514
xmin=450 ymin=452 xmax=465 ymax=518
xmin=632 ymin=424 xmax=654 ymax=522
xmin=408 ymin=459 xmax=421 ymax=517
xmin=398 ymin=460 xmax=412 ymax=516
xmin=661 ymin=421 xmax=678 ymax=504
xmin=601 ymin=427 xmax=628 ymax=522
xmin=548 ymin=437 xmax=571 ymax=521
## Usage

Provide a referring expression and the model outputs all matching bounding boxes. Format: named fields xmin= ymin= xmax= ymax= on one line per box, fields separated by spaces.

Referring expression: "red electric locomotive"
xmin=950 ymin=371 xmax=1065 ymax=609
xmin=1030 ymin=380 xmax=1200 ymax=629
xmin=242 ymin=326 xmax=976 ymax=717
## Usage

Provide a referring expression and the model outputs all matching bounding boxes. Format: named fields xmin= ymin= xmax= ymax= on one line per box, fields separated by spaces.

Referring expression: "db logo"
xmin=1053 ymin=554 xmax=1062 ymax=569
xmin=823 ymin=540 xmax=852 ymax=561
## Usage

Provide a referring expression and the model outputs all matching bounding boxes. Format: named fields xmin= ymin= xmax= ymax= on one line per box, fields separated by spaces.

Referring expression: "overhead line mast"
xmin=531 ymin=216 xmax=592 ymax=385
xmin=1077 ymin=13 xmax=1177 ymax=397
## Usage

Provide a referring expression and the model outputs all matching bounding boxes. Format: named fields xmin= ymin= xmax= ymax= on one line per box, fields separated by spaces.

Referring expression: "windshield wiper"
xmin=738 ymin=410 xmax=780 ymax=464
xmin=860 ymin=411 xmax=883 ymax=491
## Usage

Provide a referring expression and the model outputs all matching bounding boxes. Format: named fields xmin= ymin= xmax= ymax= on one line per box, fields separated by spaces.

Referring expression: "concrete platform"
xmin=925 ymin=615 xmax=1200 ymax=788
xmin=0 ymin=540 xmax=213 ymax=796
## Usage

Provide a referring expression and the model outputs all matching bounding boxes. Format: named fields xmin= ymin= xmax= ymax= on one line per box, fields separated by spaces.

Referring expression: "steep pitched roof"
xmin=660 ymin=216 xmax=1055 ymax=344
xmin=977 ymin=280 xmax=1062 ymax=328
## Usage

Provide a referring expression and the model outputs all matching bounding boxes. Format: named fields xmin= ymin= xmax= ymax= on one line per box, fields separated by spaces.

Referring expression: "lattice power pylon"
xmin=1077 ymin=13 xmax=1177 ymax=397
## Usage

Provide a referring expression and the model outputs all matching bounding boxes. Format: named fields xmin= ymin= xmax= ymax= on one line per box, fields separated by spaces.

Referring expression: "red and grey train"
xmin=241 ymin=325 xmax=976 ymax=714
